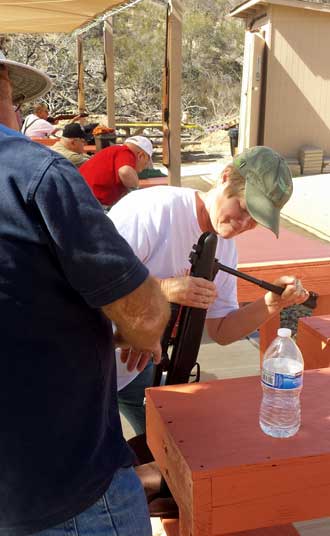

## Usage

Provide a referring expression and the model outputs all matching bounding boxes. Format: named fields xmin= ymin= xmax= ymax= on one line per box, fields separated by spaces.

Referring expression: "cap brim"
xmin=0 ymin=59 xmax=52 ymax=104
xmin=245 ymin=182 xmax=280 ymax=238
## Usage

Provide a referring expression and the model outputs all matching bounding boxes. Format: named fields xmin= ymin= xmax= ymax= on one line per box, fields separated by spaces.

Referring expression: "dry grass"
xmin=197 ymin=129 xmax=232 ymax=157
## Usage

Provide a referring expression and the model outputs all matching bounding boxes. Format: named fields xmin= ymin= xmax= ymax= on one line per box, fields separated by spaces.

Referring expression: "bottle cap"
xmin=277 ymin=328 xmax=292 ymax=337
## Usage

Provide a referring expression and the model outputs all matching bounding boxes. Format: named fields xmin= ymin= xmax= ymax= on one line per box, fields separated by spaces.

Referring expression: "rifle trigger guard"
xmin=190 ymin=362 xmax=201 ymax=383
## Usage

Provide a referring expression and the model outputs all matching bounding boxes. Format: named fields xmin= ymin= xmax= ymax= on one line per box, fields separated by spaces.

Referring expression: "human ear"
xmin=221 ymin=166 xmax=231 ymax=183
xmin=215 ymin=167 xmax=230 ymax=189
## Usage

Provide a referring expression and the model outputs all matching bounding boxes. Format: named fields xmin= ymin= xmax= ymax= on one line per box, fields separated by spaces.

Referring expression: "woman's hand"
xmin=160 ymin=275 xmax=217 ymax=309
xmin=264 ymin=275 xmax=309 ymax=312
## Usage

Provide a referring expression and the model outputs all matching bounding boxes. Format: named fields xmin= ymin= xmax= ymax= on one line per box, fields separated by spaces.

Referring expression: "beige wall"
xmin=238 ymin=10 xmax=271 ymax=152
xmin=263 ymin=6 xmax=330 ymax=157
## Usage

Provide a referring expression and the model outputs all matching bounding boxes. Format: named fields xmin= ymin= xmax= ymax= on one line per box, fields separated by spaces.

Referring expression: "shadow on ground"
xmin=199 ymin=371 xmax=221 ymax=382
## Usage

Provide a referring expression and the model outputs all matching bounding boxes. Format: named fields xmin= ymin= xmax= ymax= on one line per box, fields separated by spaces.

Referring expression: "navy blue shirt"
xmin=0 ymin=126 xmax=149 ymax=535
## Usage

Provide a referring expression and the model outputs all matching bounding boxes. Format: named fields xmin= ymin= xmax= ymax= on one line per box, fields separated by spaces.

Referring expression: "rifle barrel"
xmin=214 ymin=261 xmax=318 ymax=309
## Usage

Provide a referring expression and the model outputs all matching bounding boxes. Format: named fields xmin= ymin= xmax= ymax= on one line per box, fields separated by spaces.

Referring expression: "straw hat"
xmin=0 ymin=51 xmax=52 ymax=105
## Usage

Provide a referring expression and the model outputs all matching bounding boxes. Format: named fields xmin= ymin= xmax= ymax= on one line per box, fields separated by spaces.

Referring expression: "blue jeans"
xmin=118 ymin=361 xmax=155 ymax=435
xmin=35 ymin=467 xmax=151 ymax=536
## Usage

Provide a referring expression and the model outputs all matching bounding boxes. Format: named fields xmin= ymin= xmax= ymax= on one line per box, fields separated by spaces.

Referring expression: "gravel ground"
xmin=280 ymin=304 xmax=312 ymax=339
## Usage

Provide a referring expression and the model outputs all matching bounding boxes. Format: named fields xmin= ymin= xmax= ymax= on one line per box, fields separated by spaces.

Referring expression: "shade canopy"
xmin=0 ymin=0 xmax=134 ymax=33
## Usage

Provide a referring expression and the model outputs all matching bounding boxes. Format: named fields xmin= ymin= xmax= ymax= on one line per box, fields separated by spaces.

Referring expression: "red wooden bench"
xmin=236 ymin=258 xmax=330 ymax=363
xmin=162 ymin=519 xmax=299 ymax=535
xmin=139 ymin=177 xmax=168 ymax=188
xmin=147 ymin=370 xmax=330 ymax=536
xmin=296 ymin=314 xmax=330 ymax=369
xmin=233 ymin=225 xmax=330 ymax=361
xmin=31 ymin=137 xmax=57 ymax=146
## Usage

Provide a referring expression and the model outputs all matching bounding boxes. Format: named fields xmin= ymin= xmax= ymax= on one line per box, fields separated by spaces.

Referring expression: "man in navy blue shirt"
xmin=0 ymin=56 xmax=169 ymax=535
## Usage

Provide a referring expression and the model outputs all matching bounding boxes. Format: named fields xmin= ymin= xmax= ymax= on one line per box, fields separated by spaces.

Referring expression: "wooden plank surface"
xmin=147 ymin=369 xmax=330 ymax=535
xmin=235 ymin=225 xmax=330 ymax=265
xmin=237 ymin=259 xmax=330 ymax=303
xmin=161 ymin=519 xmax=299 ymax=536
xmin=297 ymin=315 xmax=330 ymax=369
xmin=139 ymin=177 xmax=168 ymax=188
xmin=31 ymin=137 xmax=57 ymax=146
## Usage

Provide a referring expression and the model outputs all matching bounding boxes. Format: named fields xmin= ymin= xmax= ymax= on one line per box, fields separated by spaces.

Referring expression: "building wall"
xmin=263 ymin=6 xmax=330 ymax=157
xmin=238 ymin=10 xmax=271 ymax=152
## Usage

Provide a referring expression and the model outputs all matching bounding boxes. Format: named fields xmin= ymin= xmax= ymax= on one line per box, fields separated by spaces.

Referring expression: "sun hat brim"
xmin=0 ymin=57 xmax=52 ymax=105
xmin=245 ymin=180 xmax=280 ymax=238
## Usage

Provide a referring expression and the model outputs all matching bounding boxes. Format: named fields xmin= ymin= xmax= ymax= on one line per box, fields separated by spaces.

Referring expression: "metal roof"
xmin=229 ymin=0 xmax=330 ymax=18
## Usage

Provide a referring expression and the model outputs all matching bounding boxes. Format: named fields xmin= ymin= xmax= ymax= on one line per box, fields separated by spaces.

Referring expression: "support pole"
xmin=167 ymin=0 xmax=183 ymax=186
xmin=77 ymin=35 xmax=86 ymax=113
xmin=103 ymin=17 xmax=116 ymax=129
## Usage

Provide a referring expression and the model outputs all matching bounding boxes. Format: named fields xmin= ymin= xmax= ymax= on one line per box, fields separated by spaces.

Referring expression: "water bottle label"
xmin=261 ymin=370 xmax=303 ymax=389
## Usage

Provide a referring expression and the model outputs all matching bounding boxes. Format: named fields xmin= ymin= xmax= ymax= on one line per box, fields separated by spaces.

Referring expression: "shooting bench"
xmin=139 ymin=177 xmax=168 ymax=188
xmin=146 ymin=368 xmax=330 ymax=536
xmin=30 ymin=137 xmax=97 ymax=155
xmin=31 ymin=137 xmax=57 ymax=146
xmin=234 ymin=225 xmax=330 ymax=365
xmin=237 ymin=258 xmax=330 ymax=366
xmin=296 ymin=314 xmax=330 ymax=369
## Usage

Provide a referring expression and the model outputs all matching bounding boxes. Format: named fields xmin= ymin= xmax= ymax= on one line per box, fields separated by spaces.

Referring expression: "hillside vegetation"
xmin=3 ymin=0 xmax=244 ymax=125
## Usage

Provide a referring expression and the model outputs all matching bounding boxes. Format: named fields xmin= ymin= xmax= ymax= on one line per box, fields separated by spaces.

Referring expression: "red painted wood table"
xmin=146 ymin=368 xmax=330 ymax=536
xmin=234 ymin=225 xmax=330 ymax=360
xmin=297 ymin=314 xmax=330 ymax=369
xmin=139 ymin=177 xmax=168 ymax=188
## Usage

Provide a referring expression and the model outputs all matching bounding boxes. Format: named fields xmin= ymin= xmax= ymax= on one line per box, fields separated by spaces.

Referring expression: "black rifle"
xmin=153 ymin=232 xmax=218 ymax=386
xmin=155 ymin=231 xmax=317 ymax=387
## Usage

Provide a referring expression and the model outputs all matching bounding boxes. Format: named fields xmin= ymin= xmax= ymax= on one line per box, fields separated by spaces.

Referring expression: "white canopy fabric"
xmin=0 ymin=0 xmax=135 ymax=33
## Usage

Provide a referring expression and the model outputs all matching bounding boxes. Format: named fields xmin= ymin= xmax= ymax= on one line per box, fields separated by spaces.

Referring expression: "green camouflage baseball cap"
xmin=233 ymin=146 xmax=293 ymax=238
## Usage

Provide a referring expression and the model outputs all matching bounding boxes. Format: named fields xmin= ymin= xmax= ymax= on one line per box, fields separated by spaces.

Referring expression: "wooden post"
xmin=167 ymin=0 xmax=183 ymax=186
xmin=103 ymin=17 xmax=116 ymax=129
xmin=77 ymin=35 xmax=86 ymax=113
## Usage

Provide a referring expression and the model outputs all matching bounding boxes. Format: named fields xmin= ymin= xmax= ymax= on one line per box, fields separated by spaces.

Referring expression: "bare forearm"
xmin=102 ymin=275 xmax=170 ymax=351
xmin=118 ymin=166 xmax=139 ymax=189
xmin=207 ymin=275 xmax=309 ymax=345
xmin=206 ymin=296 xmax=277 ymax=345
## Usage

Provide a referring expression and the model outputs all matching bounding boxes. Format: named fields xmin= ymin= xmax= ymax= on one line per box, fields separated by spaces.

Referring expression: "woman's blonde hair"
xmin=221 ymin=164 xmax=246 ymax=198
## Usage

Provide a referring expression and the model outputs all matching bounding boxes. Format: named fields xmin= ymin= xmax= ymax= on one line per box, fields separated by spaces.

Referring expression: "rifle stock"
xmin=155 ymin=232 xmax=218 ymax=386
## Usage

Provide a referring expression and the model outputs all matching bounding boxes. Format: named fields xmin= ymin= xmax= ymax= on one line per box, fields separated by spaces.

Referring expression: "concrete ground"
xmin=122 ymin=171 xmax=330 ymax=535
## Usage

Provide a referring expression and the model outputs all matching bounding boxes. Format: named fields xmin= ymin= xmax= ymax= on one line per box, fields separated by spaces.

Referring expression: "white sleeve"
xmin=206 ymin=239 xmax=239 ymax=319
xmin=40 ymin=119 xmax=55 ymax=135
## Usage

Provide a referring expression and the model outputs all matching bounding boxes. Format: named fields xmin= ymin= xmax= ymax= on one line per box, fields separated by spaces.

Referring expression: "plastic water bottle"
xmin=259 ymin=328 xmax=304 ymax=438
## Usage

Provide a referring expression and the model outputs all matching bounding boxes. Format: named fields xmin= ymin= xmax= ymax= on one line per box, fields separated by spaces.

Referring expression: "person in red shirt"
xmin=79 ymin=135 xmax=153 ymax=209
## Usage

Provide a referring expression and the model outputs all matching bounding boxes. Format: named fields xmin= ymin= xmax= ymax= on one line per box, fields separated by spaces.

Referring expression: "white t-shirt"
xmin=21 ymin=114 xmax=55 ymax=138
xmin=109 ymin=186 xmax=239 ymax=388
